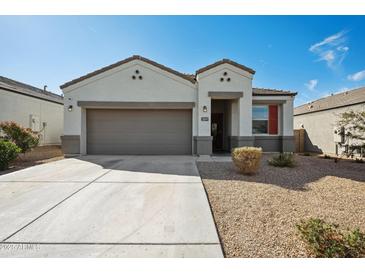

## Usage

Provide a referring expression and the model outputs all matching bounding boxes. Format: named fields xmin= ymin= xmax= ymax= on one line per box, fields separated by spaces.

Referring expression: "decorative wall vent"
xmin=220 ymin=72 xmax=231 ymax=82
xmin=132 ymin=69 xmax=143 ymax=80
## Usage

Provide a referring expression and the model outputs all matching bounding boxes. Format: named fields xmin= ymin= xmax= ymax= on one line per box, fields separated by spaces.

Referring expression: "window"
xmin=252 ymin=106 xmax=268 ymax=134
xmin=252 ymin=105 xmax=278 ymax=134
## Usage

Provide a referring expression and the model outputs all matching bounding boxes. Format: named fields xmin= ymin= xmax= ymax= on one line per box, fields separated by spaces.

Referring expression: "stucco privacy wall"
xmin=63 ymin=60 xmax=197 ymax=154
xmin=0 ymin=90 xmax=63 ymax=145
xmin=294 ymin=103 xmax=365 ymax=154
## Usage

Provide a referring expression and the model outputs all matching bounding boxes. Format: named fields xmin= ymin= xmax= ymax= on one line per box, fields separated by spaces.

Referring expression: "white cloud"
xmin=309 ymin=30 xmax=349 ymax=69
xmin=319 ymin=50 xmax=335 ymax=65
xmin=337 ymin=46 xmax=349 ymax=52
xmin=347 ymin=70 xmax=365 ymax=81
xmin=305 ymin=79 xmax=318 ymax=91
xmin=309 ymin=30 xmax=347 ymax=52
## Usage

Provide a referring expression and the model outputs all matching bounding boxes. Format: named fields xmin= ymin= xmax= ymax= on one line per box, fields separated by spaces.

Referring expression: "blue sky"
xmin=0 ymin=16 xmax=364 ymax=106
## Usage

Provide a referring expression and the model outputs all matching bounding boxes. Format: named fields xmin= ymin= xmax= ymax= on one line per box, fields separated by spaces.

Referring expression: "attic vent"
xmin=132 ymin=70 xmax=143 ymax=80
xmin=220 ymin=72 xmax=231 ymax=82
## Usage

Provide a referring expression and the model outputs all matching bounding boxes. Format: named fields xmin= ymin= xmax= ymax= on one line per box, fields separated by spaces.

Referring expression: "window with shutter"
xmin=268 ymin=105 xmax=278 ymax=134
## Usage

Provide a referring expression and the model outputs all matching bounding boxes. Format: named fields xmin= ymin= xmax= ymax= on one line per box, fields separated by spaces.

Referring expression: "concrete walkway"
xmin=0 ymin=156 xmax=222 ymax=257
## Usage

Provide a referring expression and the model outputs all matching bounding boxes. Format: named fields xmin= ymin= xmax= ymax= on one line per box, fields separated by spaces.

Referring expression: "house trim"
xmin=77 ymin=101 xmax=195 ymax=109
xmin=208 ymin=91 xmax=243 ymax=99
xmin=0 ymin=87 xmax=63 ymax=105
xmin=61 ymin=55 xmax=196 ymax=89
xmin=294 ymin=101 xmax=365 ymax=116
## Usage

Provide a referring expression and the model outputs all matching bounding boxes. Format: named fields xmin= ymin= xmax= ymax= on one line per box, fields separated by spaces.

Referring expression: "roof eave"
xmin=60 ymin=55 xmax=196 ymax=90
xmin=196 ymin=59 xmax=256 ymax=75
xmin=253 ymin=92 xmax=297 ymax=97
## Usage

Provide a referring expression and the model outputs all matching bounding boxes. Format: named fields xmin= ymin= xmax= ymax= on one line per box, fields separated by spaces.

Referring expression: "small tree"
xmin=0 ymin=121 xmax=40 ymax=153
xmin=336 ymin=111 xmax=365 ymax=156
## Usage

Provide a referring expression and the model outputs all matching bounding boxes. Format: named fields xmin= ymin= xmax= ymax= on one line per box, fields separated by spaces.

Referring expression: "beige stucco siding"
xmin=61 ymin=57 xmax=296 ymax=155
xmin=0 ymin=89 xmax=64 ymax=145
xmin=294 ymin=103 xmax=365 ymax=154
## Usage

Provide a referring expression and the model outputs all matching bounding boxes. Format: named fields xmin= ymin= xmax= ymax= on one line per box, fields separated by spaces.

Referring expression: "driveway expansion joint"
xmin=1 ymin=169 xmax=113 ymax=242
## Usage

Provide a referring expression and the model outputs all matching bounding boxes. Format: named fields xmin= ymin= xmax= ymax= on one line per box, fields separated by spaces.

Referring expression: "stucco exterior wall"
xmin=62 ymin=60 xmax=197 ymax=154
xmin=196 ymin=64 xmax=253 ymax=137
xmin=0 ymin=89 xmax=63 ymax=145
xmin=252 ymin=96 xmax=294 ymax=137
xmin=294 ymin=103 xmax=365 ymax=154
xmin=62 ymin=58 xmax=295 ymax=155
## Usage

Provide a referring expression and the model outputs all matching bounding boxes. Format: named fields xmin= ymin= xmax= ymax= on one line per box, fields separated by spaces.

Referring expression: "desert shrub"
xmin=0 ymin=140 xmax=21 ymax=170
xmin=268 ymin=152 xmax=295 ymax=167
xmin=0 ymin=121 xmax=39 ymax=153
xmin=297 ymin=218 xmax=365 ymax=258
xmin=231 ymin=146 xmax=262 ymax=175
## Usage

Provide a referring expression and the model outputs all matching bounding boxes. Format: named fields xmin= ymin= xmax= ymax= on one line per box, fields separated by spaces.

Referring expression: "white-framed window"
xmin=252 ymin=105 xmax=269 ymax=134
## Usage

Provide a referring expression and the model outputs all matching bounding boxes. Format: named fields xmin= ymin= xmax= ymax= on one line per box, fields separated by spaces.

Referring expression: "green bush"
xmin=232 ymin=146 xmax=262 ymax=175
xmin=297 ymin=218 xmax=365 ymax=258
xmin=0 ymin=121 xmax=39 ymax=153
xmin=268 ymin=153 xmax=295 ymax=167
xmin=0 ymin=140 xmax=21 ymax=170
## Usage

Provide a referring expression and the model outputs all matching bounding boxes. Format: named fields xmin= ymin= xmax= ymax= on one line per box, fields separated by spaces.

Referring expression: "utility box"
xmin=30 ymin=114 xmax=40 ymax=132
xmin=333 ymin=126 xmax=344 ymax=143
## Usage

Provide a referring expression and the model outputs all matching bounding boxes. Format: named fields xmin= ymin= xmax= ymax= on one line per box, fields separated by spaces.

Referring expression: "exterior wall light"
xmin=203 ymin=106 xmax=208 ymax=112
xmin=68 ymin=105 xmax=73 ymax=112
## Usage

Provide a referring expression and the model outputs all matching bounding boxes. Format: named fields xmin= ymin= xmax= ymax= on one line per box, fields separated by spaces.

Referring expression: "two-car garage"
xmin=86 ymin=108 xmax=192 ymax=155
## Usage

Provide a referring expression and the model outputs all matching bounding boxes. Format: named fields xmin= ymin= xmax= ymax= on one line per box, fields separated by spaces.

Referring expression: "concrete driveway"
xmin=0 ymin=156 xmax=222 ymax=257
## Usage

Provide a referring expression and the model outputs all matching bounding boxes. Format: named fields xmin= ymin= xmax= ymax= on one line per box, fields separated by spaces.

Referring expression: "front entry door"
xmin=211 ymin=113 xmax=224 ymax=152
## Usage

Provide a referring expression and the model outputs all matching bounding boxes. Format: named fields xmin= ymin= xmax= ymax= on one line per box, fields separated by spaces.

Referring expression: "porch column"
xmin=195 ymin=94 xmax=212 ymax=155
xmin=282 ymin=97 xmax=295 ymax=152
xmin=231 ymin=91 xmax=254 ymax=149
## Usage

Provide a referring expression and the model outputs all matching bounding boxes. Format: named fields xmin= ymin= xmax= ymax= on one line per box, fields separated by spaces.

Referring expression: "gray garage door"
xmin=86 ymin=109 xmax=192 ymax=155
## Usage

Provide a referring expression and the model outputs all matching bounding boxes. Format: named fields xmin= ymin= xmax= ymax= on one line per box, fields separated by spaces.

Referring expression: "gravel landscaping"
xmin=197 ymin=154 xmax=365 ymax=257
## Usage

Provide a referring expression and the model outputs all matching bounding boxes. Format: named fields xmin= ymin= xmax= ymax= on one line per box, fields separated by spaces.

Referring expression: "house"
xmin=60 ymin=55 xmax=296 ymax=155
xmin=294 ymin=87 xmax=365 ymax=155
xmin=0 ymin=76 xmax=64 ymax=145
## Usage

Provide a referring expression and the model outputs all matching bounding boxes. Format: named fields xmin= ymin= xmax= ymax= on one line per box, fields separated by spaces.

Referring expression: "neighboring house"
xmin=294 ymin=87 xmax=365 ymax=155
xmin=0 ymin=76 xmax=64 ymax=145
xmin=61 ymin=55 xmax=296 ymax=155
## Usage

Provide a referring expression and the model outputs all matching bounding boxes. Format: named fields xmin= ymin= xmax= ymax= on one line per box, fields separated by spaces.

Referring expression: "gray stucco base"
xmin=253 ymin=135 xmax=295 ymax=152
xmin=229 ymin=135 xmax=295 ymax=153
xmin=61 ymin=135 xmax=80 ymax=155
xmin=230 ymin=136 xmax=255 ymax=149
xmin=194 ymin=136 xmax=213 ymax=155
xmin=254 ymin=136 xmax=282 ymax=152
xmin=282 ymin=136 xmax=295 ymax=152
